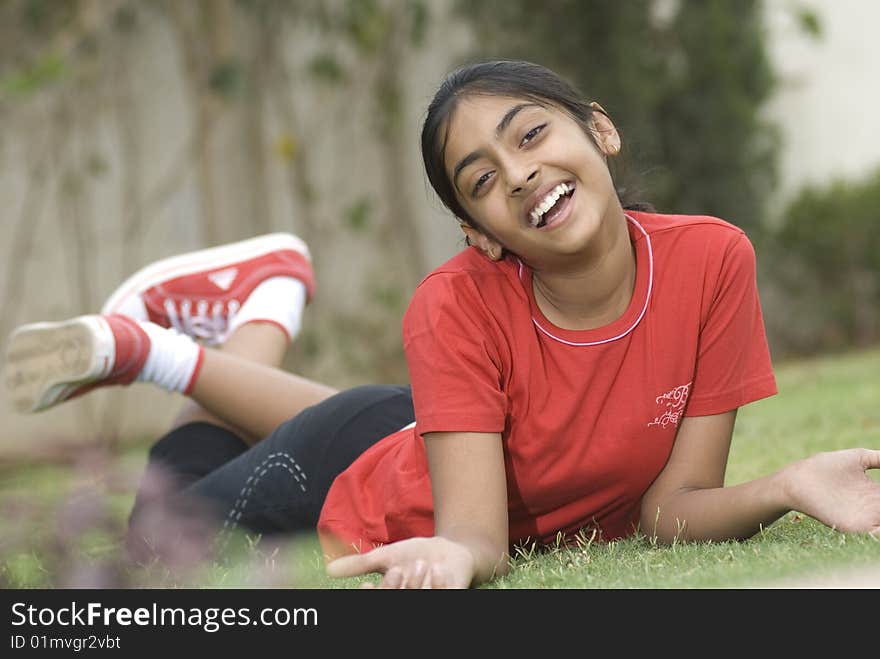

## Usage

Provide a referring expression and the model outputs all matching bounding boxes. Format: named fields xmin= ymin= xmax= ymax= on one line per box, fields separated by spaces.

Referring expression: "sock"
xmin=226 ymin=276 xmax=308 ymax=342
xmin=136 ymin=321 xmax=203 ymax=393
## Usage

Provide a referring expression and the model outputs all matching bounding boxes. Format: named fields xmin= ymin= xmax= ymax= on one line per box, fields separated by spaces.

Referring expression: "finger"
xmin=359 ymin=581 xmax=376 ymax=589
xmin=421 ymin=565 xmax=433 ymax=589
xmin=326 ymin=549 xmax=386 ymax=578
xmin=859 ymin=449 xmax=880 ymax=471
xmin=380 ymin=566 xmax=404 ymax=589
xmin=409 ymin=560 xmax=427 ymax=589
xmin=430 ymin=565 xmax=447 ymax=589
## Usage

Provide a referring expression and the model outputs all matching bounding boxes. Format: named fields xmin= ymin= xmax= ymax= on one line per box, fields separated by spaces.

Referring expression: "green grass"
xmin=1 ymin=347 xmax=879 ymax=588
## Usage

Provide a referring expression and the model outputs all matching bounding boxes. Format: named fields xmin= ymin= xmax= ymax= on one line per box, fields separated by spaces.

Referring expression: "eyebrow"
xmin=452 ymin=102 xmax=540 ymax=191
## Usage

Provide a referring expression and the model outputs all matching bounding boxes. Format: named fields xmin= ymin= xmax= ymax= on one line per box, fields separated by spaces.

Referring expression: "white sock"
xmin=226 ymin=276 xmax=308 ymax=342
xmin=136 ymin=321 xmax=202 ymax=393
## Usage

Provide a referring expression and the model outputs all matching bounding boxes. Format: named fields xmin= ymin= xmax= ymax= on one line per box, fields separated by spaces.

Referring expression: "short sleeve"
xmin=685 ymin=233 xmax=777 ymax=416
xmin=402 ymin=272 xmax=509 ymax=437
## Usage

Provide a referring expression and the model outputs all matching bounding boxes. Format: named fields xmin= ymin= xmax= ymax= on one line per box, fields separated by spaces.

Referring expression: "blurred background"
xmin=1 ymin=0 xmax=878 ymax=455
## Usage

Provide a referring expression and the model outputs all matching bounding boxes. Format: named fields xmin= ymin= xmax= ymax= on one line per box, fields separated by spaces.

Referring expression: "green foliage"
xmin=342 ymin=0 xmax=388 ymax=54
xmin=407 ymin=0 xmax=429 ymax=47
xmin=112 ymin=4 xmax=139 ymax=33
xmin=658 ymin=0 xmax=778 ymax=229
xmin=795 ymin=6 xmax=823 ymax=39
xmin=0 ymin=52 xmax=67 ymax=95
xmin=308 ymin=53 xmax=347 ymax=83
xmin=20 ymin=0 xmax=76 ymax=33
xmin=344 ymin=197 xmax=374 ymax=232
xmin=456 ymin=0 xmax=778 ymax=232
xmin=780 ymin=173 xmax=880 ymax=275
xmin=766 ymin=167 xmax=880 ymax=353
xmin=209 ymin=59 xmax=245 ymax=99
xmin=86 ymin=153 xmax=109 ymax=178
xmin=373 ymin=284 xmax=405 ymax=312
xmin=373 ymin=71 xmax=402 ymax=141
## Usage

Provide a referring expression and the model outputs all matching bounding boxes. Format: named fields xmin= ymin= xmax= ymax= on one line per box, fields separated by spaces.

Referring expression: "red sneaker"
xmin=4 ymin=314 xmax=150 ymax=413
xmin=101 ymin=233 xmax=315 ymax=345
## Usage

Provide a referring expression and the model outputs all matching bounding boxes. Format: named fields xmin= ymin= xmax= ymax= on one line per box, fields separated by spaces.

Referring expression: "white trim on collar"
xmin=517 ymin=213 xmax=654 ymax=347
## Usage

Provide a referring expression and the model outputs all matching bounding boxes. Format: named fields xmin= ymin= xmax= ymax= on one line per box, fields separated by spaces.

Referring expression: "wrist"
xmin=438 ymin=533 xmax=507 ymax=585
xmin=773 ymin=460 xmax=803 ymax=512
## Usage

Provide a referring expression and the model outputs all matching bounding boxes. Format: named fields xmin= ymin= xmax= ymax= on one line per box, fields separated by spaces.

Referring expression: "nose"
xmin=509 ymin=166 xmax=539 ymax=196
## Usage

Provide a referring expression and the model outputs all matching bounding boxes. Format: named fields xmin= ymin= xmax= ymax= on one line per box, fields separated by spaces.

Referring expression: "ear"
xmin=460 ymin=224 xmax=504 ymax=261
xmin=588 ymin=102 xmax=621 ymax=156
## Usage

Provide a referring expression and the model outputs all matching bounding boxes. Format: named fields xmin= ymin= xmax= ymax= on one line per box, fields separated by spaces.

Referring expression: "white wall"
xmin=763 ymin=0 xmax=880 ymax=214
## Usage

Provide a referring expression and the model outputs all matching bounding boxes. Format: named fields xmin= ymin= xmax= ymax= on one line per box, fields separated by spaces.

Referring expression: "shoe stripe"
xmin=183 ymin=345 xmax=205 ymax=395
xmin=92 ymin=315 xmax=115 ymax=378
xmin=101 ymin=233 xmax=311 ymax=314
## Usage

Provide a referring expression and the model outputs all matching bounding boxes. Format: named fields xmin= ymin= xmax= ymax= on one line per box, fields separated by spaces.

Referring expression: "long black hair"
xmin=420 ymin=60 xmax=651 ymax=231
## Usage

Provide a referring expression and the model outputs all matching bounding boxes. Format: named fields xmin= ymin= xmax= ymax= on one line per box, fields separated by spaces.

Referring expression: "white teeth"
xmin=528 ymin=182 xmax=573 ymax=227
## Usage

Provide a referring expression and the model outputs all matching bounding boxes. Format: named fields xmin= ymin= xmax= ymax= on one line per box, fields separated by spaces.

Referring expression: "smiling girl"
xmin=6 ymin=60 xmax=880 ymax=589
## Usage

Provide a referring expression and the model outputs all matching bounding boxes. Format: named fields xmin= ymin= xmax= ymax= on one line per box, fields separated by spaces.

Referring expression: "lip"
xmin=523 ymin=180 xmax=576 ymax=229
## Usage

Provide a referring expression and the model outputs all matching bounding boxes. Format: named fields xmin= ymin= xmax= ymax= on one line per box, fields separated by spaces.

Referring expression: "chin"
xmin=556 ymin=209 xmax=604 ymax=251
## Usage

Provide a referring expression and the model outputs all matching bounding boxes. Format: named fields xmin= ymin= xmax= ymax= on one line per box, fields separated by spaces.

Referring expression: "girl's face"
xmin=443 ymin=94 xmax=622 ymax=265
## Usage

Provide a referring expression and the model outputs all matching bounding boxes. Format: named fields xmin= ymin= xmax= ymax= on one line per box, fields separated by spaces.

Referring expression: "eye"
xmin=520 ymin=123 xmax=547 ymax=147
xmin=472 ymin=171 xmax=494 ymax=195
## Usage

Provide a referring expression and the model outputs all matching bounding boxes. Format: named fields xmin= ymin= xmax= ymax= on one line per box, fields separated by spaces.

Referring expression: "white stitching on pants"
xmin=222 ymin=451 xmax=308 ymax=532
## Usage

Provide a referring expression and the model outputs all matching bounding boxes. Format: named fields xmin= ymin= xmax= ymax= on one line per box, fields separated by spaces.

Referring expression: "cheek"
xmin=573 ymin=153 xmax=616 ymax=199
xmin=552 ymin=131 xmax=608 ymax=177
xmin=477 ymin=191 xmax=522 ymax=230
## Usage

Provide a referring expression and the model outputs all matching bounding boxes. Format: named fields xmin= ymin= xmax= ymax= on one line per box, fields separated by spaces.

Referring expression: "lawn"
xmin=1 ymin=347 xmax=878 ymax=589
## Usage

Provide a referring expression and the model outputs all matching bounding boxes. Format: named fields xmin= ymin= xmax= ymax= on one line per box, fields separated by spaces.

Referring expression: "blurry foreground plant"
xmin=0 ymin=447 xmax=326 ymax=588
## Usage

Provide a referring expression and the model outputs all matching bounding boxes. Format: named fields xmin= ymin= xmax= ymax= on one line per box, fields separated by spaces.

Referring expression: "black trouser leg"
xmin=127 ymin=385 xmax=414 ymax=559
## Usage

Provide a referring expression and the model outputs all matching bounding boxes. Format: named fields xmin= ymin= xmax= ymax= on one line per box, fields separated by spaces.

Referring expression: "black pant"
xmin=127 ymin=385 xmax=414 ymax=556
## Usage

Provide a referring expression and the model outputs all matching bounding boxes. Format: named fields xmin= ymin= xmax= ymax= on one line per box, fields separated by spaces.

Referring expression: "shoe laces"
xmin=164 ymin=298 xmax=241 ymax=344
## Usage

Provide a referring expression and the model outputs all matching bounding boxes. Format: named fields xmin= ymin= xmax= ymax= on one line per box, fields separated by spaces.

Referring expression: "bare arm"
xmin=641 ymin=411 xmax=880 ymax=543
xmin=425 ymin=431 xmax=509 ymax=584
xmin=640 ymin=411 xmax=787 ymax=542
xmin=326 ymin=431 xmax=509 ymax=588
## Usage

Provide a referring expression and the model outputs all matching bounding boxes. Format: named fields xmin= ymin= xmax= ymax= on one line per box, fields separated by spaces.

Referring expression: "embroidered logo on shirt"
xmin=647 ymin=381 xmax=692 ymax=429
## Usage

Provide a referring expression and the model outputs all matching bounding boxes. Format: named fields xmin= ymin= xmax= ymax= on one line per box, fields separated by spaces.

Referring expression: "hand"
xmin=325 ymin=536 xmax=476 ymax=589
xmin=783 ymin=448 xmax=880 ymax=535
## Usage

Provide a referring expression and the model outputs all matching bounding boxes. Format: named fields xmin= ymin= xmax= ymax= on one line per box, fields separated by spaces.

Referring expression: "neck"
xmin=531 ymin=209 xmax=636 ymax=331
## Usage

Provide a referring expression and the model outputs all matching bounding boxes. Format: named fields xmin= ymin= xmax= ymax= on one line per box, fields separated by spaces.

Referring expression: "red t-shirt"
xmin=317 ymin=212 xmax=777 ymax=557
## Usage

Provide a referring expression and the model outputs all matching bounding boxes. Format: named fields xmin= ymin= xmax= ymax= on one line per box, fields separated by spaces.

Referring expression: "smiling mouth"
xmin=528 ymin=182 xmax=575 ymax=228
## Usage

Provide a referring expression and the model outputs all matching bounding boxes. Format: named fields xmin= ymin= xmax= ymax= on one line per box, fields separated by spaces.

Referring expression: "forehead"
xmin=443 ymin=95 xmax=546 ymax=170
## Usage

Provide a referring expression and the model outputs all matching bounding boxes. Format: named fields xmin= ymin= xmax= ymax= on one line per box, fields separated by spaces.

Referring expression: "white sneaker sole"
xmin=4 ymin=316 xmax=113 ymax=413
xmin=101 ymin=233 xmax=311 ymax=316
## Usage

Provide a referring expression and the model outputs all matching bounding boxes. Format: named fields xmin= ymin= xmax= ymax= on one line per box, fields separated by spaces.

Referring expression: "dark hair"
xmin=420 ymin=59 xmax=652 ymax=231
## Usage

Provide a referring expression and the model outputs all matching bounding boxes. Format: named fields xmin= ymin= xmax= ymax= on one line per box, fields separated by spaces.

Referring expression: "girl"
xmin=6 ymin=60 xmax=880 ymax=589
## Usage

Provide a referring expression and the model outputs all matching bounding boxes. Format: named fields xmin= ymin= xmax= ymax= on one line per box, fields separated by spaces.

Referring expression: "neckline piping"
xmin=516 ymin=213 xmax=653 ymax=347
